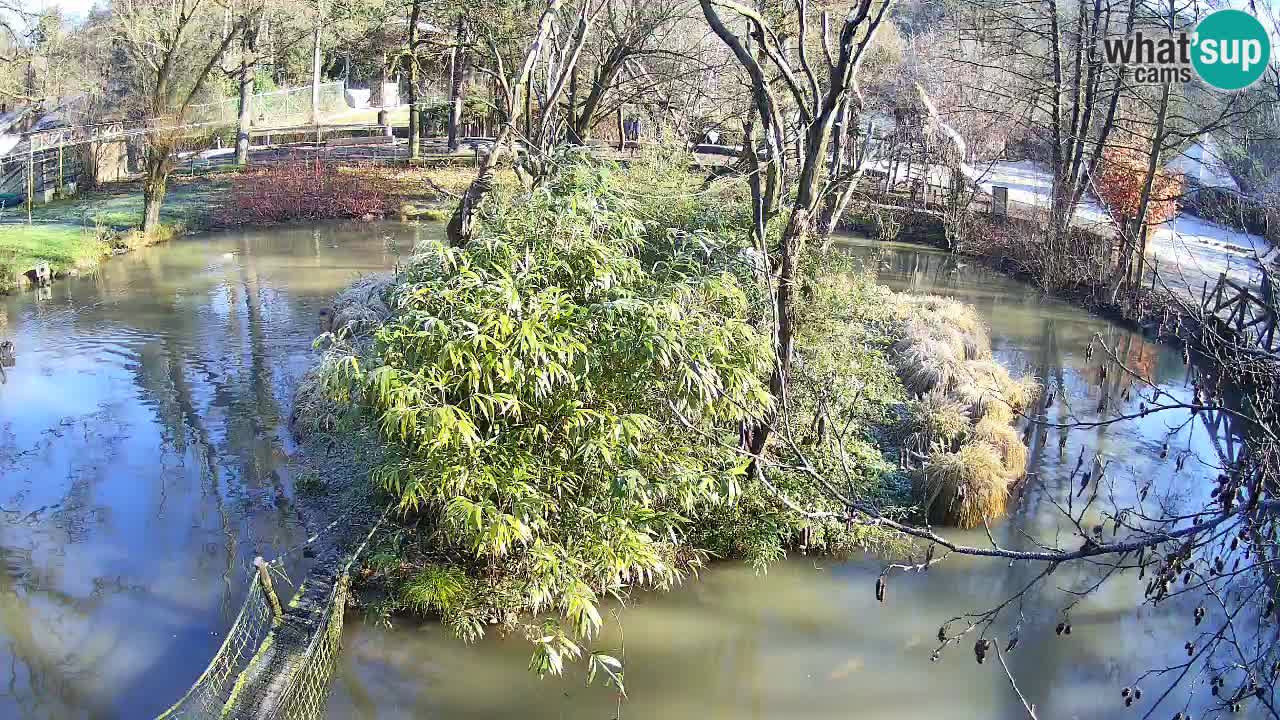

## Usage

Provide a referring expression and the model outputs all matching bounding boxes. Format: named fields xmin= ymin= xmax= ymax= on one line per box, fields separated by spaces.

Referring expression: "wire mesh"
xmin=188 ymin=83 xmax=351 ymax=130
xmin=154 ymin=502 xmax=394 ymax=720
xmin=266 ymin=575 xmax=350 ymax=720
xmin=151 ymin=568 xmax=351 ymax=720
xmin=154 ymin=576 xmax=275 ymax=719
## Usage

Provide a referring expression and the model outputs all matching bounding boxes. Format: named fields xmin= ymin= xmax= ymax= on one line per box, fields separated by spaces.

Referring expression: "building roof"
xmin=1165 ymin=137 xmax=1240 ymax=192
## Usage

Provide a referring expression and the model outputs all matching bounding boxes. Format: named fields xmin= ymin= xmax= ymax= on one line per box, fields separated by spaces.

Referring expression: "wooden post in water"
xmin=991 ymin=186 xmax=1008 ymax=221
xmin=255 ymin=556 xmax=284 ymax=618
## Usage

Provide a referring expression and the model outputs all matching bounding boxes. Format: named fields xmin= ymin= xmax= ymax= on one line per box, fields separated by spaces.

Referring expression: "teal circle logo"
xmin=1192 ymin=9 xmax=1271 ymax=91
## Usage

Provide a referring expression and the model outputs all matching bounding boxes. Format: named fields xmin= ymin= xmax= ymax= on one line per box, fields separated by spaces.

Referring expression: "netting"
xmin=187 ymin=82 xmax=351 ymax=130
xmin=154 ymin=576 xmax=276 ymax=719
xmin=263 ymin=575 xmax=350 ymax=720
xmin=155 ymin=504 xmax=391 ymax=720
xmin=153 ymin=563 xmax=351 ymax=720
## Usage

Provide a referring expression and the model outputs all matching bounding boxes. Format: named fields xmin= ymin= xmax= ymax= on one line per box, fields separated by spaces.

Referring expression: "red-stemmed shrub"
xmin=218 ymin=160 xmax=388 ymax=225
xmin=1096 ymin=146 xmax=1184 ymax=229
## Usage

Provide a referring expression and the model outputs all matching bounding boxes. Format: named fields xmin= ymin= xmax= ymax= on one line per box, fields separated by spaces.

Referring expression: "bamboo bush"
xmin=332 ymin=156 xmax=778 ymax=674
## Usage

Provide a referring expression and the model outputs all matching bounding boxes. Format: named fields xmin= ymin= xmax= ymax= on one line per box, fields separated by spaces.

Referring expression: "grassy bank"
xmin=0 ymin=162 xmax=493 ymax=293
xmin=0 ymin=225 xmax=109 ymax=293
xmin=0 ymin=174 xmax=230 ymax=292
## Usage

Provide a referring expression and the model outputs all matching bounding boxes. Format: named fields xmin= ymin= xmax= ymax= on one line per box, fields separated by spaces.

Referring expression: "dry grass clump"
xmin=914 ymin=442 xmax=1009 ymax=529
xmin=916 ymin=396 xmax=972 ymax=448
xmin=973 ymin=416 xmax=1028 ymax=478
xmin=892 ymin=295 xmax=1037 ymax=421
xmin=893 ymin=292 xmax=1038 ymax=528
xmin=979 ymin=400 xmax=1014 ymax=425
xmin=293 ymin=274 xmax=395 ymax=439
xmin=292 ymin=361 xmax=345 ymax=439
xmin=332 ymin=273 xmax=395 ymax=338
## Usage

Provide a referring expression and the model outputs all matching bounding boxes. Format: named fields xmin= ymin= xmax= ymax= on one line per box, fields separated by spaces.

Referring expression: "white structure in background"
xmin=348 ymin=82 xmax=400 ymax=109
xmin=345 ymin=88 xmax=372 ymax=108
xmin=1165 ymin=137 xmax=1240 ymax=197
xmin=378 ymin=83 xmax=400 ymax=107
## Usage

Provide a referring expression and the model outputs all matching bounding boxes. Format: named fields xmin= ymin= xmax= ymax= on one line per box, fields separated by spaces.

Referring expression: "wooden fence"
xmin=1202 ymin=273 xmax=1279 ymax=355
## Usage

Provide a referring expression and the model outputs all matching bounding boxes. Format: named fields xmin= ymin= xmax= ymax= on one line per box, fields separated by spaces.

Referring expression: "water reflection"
xmin=329 ymin=237 xmax=1252 ymax=720
xmin=0 ymin=222 xmax=422 ymax=719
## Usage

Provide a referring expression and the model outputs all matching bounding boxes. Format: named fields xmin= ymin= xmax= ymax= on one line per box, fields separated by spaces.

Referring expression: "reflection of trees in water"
xmin=229 ymin=241 xmax=295 ymax=548
xmin=0 ymin=541 xmax=114 ymax=718
xmin=0 ymin=229 xmax=395 ymax=718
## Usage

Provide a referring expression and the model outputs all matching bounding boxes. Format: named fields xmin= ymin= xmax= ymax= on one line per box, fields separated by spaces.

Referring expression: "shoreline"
xmin=0 ymin=167 xmax=460 ymax=295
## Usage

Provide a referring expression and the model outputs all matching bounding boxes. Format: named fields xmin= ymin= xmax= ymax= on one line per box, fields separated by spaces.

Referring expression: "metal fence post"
xmin=255 ymin=556 xmax=284 ymax=618
xmin=27 ymin=146 xmax=33 ymax=223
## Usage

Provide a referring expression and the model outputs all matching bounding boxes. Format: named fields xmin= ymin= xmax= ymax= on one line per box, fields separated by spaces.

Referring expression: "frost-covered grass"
xmin=891 ymin=293 xmax=1038 ymax=529
xmin=0 ymin=224 xmax=108 ymax=292
xmin=0 ymin=176 xmax=230 ymax=230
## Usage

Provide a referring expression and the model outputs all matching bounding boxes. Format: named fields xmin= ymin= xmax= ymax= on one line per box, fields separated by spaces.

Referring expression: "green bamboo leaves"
xmin=346 ymin=159 xmax=773 ymax=674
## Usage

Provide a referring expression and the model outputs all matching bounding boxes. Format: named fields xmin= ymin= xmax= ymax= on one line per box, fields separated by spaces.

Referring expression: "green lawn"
xmin=0 ymin=177 xmax=232 ymax=292
xmin=0 ymin=224 xmax=109 ymax=293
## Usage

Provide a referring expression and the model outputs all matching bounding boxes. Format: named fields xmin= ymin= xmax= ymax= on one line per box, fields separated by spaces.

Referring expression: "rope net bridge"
xmin=155 ymin=508 xmax=390 ymax=720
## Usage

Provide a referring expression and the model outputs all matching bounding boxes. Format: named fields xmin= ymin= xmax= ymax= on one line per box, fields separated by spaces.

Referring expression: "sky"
xmin=32 ymin=0 xmax=99 ymax=22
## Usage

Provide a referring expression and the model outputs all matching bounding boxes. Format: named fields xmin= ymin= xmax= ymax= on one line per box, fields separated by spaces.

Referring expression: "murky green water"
xmin=0 ymin=222 xmax=422 ymax=719
xmin=0 ymin=227 xmax=1249 ymax=719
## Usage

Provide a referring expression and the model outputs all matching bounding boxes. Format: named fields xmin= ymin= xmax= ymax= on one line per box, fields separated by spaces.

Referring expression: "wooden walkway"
xmin=1201 ymin=273 xmax=1279 ymax=356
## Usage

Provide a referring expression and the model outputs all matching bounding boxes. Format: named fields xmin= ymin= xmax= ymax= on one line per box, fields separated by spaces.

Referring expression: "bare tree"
xmin=445 ymin=11 xmax=472 ymax=151
xmin=699 ymin=0 xmax=893 ymax=459
xmin=400 ymin=0 xmax=426 ymax=159
xmin=112 ymin=0 xmax=247 ymax=234
xmin=445 ymin=0 xmax=600 ymax=244
xmin=234 ymin=3 xmax=266 ymax=166
xmin=564 ymin=0 xmax=691 ymax=143
xmin=0 ymin=1 xmax=37 ymax=102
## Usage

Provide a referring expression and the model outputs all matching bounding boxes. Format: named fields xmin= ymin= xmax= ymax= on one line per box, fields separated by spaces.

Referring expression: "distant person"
xmin=627 ymin=117 xmax=641 ymax=156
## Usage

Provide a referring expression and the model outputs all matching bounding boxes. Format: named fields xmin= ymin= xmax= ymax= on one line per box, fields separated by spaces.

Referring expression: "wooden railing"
xmin=1202 ymin=273 xmax=1279 ymax=355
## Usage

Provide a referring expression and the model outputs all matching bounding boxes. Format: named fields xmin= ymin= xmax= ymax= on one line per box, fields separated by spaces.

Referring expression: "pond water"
xmin=0 ymin=226 xmax=1250 ymax=719
xmin=0 ymin=222 xmax=420 ymax=719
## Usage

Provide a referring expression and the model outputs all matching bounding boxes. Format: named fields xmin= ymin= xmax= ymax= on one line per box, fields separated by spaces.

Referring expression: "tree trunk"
xmin=566 ymin=70 xmax=579 ymax=143
xmin=235 ymin=41 xmax=255 ymax=166
xmin=310 ymin=17 xmax=322 ymax=125
xmin=447 ymin=0 xmax=581 ymax=245
xmin=818 ymin=96 xmax=859 ymax=240
xmin=615 ymin=107 xmax=624 ymax=151
xmin=407 ymin=0 xmax=422 ymax=160
xmin=141 ymin=146 xmax=171 ymax=236
xmin=409 ymin=89 xmax=420 ymax=158
xmin=446 ymin=14 xmax=468 ymax=152
xmin=571 ymin=57 xmax=623 ymax=143
xmin=523 ymin=83 xmax=532 ymax=139
xmin=1108 ymin=80 xmax=1171 ymax=303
